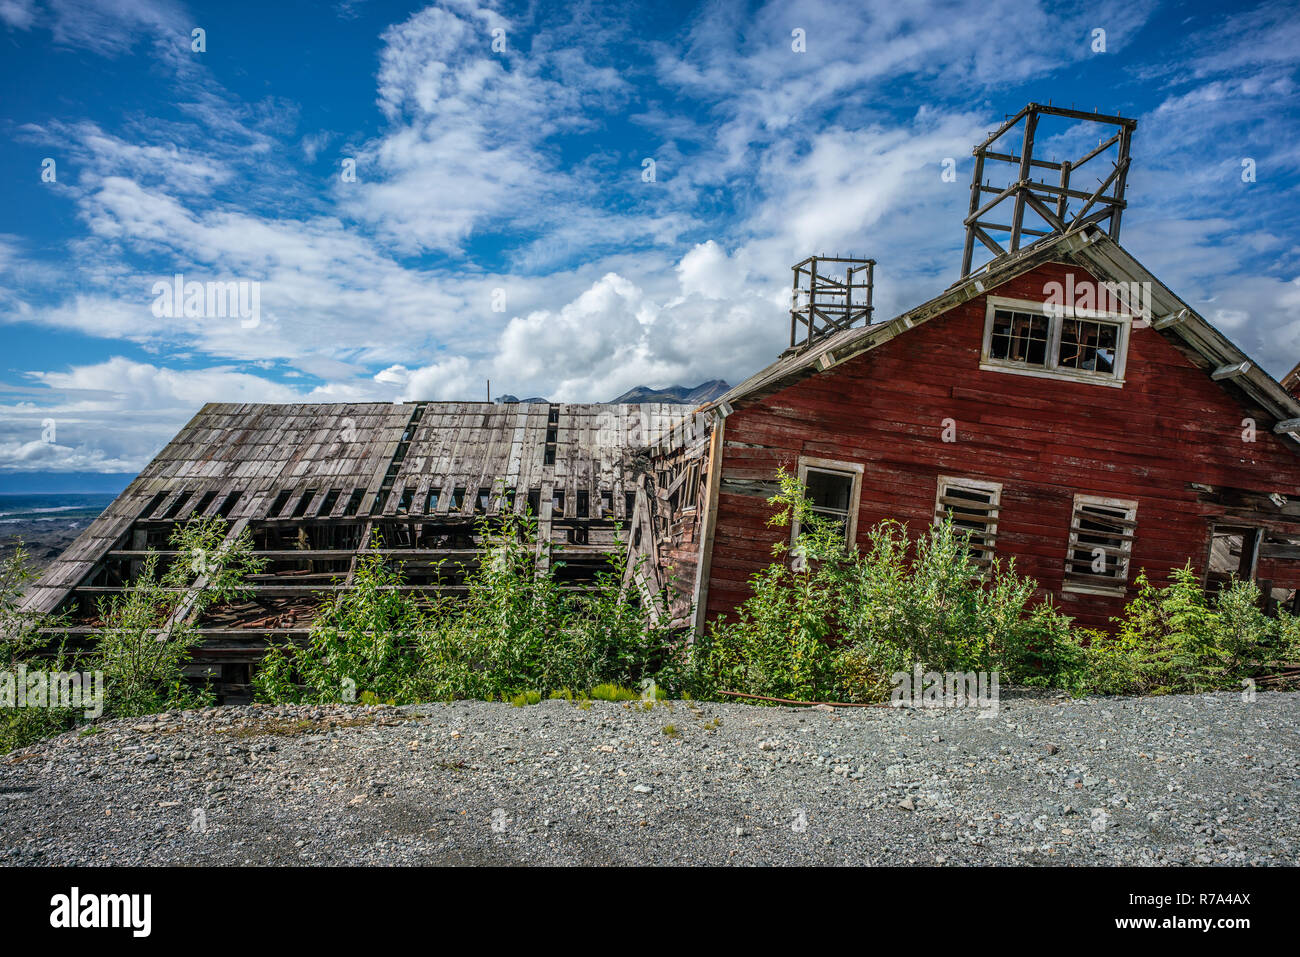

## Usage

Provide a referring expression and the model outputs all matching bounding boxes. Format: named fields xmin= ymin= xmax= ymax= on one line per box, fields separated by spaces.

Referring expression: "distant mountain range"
xmin=493 ymin=380 xmax=731 ymax=406
xmin=607 ymin=380 xmax=730 ymax=404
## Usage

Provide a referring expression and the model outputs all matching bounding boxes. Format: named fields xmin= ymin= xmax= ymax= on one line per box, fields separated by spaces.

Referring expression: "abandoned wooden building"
xmin=21 ymin=401 xmax=689 ymax=697
xmin=635 ymin=104 xmax=1300 ymax=635
xmin=21 ymin=103 xmax=1300 ymax=695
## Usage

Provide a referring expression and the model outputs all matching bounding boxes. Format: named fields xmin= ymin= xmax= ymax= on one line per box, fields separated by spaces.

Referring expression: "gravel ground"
xmin=1 ymin=690 xmax=1296 ymax=866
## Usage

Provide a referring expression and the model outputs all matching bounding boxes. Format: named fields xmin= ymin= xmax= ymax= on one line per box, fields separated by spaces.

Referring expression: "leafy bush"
xmin=0 ymin=543 xmax=78 ymax=752
xmin=254 ymin=510 xmax=686 ymax=705
xmin=837 ymin=517 xmax=1071 ymax=678
xmin=1079 ymin=565 xmax=1298 ymax=696
xmin=2 ymin=519 xmax=265 ymax=752
xmin=697 ymin=469 xmax=1068 ymax=702
xmin=91 ymin=517 xmax=265 ymax=717
xmin=691 ymin=470 xmax=858 ymax=701
xmin=254 ymin=543 xmax=429 ymax=705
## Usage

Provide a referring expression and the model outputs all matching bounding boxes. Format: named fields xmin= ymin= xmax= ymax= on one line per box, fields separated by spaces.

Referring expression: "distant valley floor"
xmin=1 ymin=494 xmax=115 ymax=575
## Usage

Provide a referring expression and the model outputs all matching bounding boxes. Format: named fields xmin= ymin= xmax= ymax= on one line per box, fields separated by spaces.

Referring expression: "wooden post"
xmin=961 ymin=150 xmax=985 ymax=277
xmin=690 ymin=413 xmax=726 ymax=643
xmin=1008 ymin=111 xmax=1038 ymax=252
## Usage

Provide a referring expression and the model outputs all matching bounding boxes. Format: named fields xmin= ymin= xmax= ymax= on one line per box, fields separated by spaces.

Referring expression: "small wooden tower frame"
xmin=789 ymin=255 xmax=875 ymax=352
xmin=961 ymin=103 xmax=1137 ymax=277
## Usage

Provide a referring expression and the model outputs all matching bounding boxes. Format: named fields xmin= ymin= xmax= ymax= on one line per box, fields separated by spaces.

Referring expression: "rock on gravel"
xmin=0 ymin=692 xmax=1296 ymax=866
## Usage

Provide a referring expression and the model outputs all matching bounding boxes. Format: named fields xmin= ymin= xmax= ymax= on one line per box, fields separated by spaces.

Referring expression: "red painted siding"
xmin=706 ymin=261 xmax=1300 ymax=630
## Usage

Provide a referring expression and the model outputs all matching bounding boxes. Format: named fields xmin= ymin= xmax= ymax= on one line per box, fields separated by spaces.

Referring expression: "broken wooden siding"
xmin=626 ymin=410 xmax=716 ymax=628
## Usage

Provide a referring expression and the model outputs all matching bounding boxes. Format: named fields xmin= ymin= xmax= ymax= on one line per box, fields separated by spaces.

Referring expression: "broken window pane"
xmin=803 ymin=467 xmax=855 ymax=540
xmin=1065 ymin=500 xmax=1135 ymax=584
xmin=936 ymin=479 xmax=1000 ymax=564
xmin=989 ymin=309 xmax=1048 ymax=367
xmin=1207 ymin=525 xmax=1258 ymax=593
xmin=1058 ymin=318 xmax=1119 ymax=374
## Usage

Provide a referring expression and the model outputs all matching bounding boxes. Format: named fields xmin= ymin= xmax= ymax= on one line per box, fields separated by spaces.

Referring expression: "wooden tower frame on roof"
xmin=788 ymin=255 xmax=875 ymax=353
xmin=961 ymin=102 xmax=1137 ymax=277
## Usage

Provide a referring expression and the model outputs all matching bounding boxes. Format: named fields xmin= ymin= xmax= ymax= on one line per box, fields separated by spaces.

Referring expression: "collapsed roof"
xmin=21 ymin=400 xmax=693 ymax=627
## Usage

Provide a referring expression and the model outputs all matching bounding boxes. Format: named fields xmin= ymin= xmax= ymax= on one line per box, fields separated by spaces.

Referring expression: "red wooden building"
xmin=633 ymin=224 xmax=1300 ymax=635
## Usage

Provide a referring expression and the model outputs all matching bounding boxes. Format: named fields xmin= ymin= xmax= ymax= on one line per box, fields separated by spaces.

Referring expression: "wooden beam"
xmin=1211 ymin=360 xmax=1251 ymax=380
xmin=1009 ymin=110 xmax=1038 ymax=252
xmin=690 ymin=415 xmax=726 ymax=643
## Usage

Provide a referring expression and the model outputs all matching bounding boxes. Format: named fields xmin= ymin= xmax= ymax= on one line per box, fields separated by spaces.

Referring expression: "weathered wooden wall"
xmin=704 ymin=261 xmax=1300 ymax=631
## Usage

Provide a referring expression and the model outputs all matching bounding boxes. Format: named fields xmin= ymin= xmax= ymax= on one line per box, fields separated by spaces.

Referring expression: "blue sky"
xmin=1 ymin=0 xmax=1299 ymax=483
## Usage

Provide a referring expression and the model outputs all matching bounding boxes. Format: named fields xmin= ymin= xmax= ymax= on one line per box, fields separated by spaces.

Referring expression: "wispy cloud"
xmin=2 ymin=0 xmax=1299 ymax=475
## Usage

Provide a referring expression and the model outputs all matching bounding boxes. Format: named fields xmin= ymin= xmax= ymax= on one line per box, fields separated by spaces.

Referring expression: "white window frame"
xmin=1064 ymin=493 xmax=1138 ymax=596
xmin=792 ymin=456 xmax=863 ymax=545
xmin=981 ymin=295 xmax=1131 ymax=388
xmin=934 ymin=476 xmax=1002 ymax=564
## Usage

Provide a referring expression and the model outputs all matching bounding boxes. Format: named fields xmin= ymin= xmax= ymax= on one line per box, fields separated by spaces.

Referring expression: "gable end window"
xmin=934 ymin=476 xmax=1002 ymax=565
xmin=982 ymin=296 xmax=1130 ymax=387
xmin=1064 ymin=494 xmax=1137 ymax=595
xmin=793 ymin=456 xmax=863 ymax=545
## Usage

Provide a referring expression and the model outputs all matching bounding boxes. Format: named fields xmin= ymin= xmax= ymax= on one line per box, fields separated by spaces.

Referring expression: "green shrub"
xmin=91 ymin=518 xmax=263 ymax=717
xmin=837 ymin=517 xmax=1059 ymax=677
xmin=254 ymin=540 xmax=429 ymax=705
xmin=254 ymin=509 xmax=687 ymax=705
xmin=1080 ymin=565 xmax=1298 ymax=696
xmin=698 ymin=469 xmax=1068 ymax=702
xmin=692 ymin=469 xmax=855 ymax=702
xmin=0 ymin=546 xmax=77 ymax=751
xmin=994 ymin=598 xmax=1087 ymax=690
xmin=3 ymin=520 xmax=265 ymax=752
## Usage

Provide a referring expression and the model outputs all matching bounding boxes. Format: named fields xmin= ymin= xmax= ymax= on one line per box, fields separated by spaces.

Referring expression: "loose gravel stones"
xmin=0 ymin=692 xmax=1296 ymax=866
